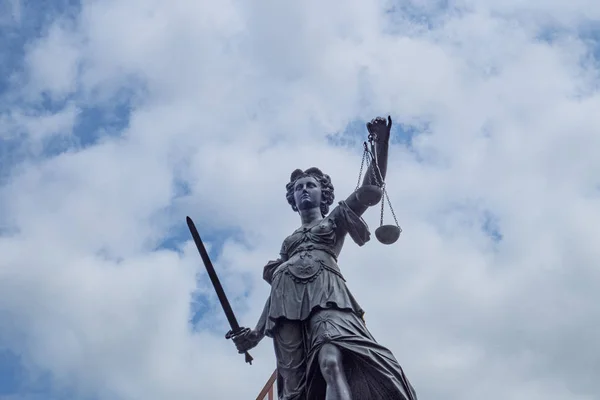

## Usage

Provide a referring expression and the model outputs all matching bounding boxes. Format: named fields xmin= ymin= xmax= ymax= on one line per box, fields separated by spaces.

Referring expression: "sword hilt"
xmin=226 ymin=327 xmax=254 ymax=365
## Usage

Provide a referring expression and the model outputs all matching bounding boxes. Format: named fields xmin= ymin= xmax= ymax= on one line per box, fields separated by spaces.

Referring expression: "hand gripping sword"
xmin=186 ymin=216 xmax=253 ymax=365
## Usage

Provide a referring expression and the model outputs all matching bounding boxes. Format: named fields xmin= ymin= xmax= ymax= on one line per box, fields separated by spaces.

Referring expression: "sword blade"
xmin=186 ymin=216 xmax=253 ymax=365
xmin=187 ymin=216 xmax=241 ymax=331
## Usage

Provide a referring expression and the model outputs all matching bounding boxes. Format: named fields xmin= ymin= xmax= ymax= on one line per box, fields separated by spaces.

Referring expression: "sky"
xmin=1 ymin=0 xmax=600 ymax=399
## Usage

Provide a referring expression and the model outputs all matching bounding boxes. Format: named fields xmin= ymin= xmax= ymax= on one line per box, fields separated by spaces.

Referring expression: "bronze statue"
xmin=231 ymin=117 xmax=418 ymax=400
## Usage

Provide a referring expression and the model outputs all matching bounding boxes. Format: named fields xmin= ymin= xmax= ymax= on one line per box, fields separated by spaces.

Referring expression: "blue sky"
xmin=1 ymin=0 xmax=600 ymax=399
xmin=0 ymin=2 xmax=87 ymax=396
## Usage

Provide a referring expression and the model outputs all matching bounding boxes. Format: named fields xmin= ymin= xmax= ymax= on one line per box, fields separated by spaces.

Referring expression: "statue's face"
xmin=293 ymin=176 xmax=322 ymax=211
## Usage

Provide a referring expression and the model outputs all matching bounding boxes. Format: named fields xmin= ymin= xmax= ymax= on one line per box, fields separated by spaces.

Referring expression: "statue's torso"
xmin=274 ymin=214 xmax=345 ymax=283
xmin=264 ymin=201 xmax=368 ymax=332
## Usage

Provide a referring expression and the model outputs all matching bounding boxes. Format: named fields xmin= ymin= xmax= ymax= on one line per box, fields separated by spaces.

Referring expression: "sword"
xmin=186 ymin=216 xmax=253 ymax=365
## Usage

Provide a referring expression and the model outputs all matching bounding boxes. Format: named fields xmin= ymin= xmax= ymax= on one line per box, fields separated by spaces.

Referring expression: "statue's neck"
xmin=299 ymin=207 xmax=322 ymax=225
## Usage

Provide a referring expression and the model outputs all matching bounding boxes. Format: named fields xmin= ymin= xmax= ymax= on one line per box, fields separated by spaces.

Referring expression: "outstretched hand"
xmin=366 ymin=116 xmax=392 ymax=143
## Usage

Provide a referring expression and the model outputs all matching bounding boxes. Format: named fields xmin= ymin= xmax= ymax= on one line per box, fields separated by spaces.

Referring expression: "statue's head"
xmin=286 ymin=167 xmax=335 ymax=217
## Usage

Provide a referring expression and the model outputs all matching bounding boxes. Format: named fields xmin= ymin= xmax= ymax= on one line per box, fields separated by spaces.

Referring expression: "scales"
xmin=355 ymin=125 xmax=402 ymax=245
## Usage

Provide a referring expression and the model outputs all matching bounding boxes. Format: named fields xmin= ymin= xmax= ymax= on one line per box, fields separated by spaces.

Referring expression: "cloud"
xmin=1 ymin=0 xmax=599 ymax=399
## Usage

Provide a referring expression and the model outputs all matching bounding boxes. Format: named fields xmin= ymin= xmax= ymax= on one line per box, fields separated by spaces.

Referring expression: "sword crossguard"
xmin=225 ymin=327 xmax=251 ymax=340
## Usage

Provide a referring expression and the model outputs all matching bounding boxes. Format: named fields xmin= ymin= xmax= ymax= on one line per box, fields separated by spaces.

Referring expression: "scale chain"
xmin=356 ymin=135 xmax=401 ymax=232
xmin=368 ymin=141 xmax=401 ymax=230
xmin=355 ymin=144 xmax=369 ymax=191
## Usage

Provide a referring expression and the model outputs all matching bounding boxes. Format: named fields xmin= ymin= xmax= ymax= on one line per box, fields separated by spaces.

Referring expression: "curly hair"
xmin=286 ymin=167 xmax=335 ymax=217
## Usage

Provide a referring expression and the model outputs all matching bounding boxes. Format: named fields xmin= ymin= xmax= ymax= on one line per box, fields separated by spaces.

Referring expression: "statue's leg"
xmin=318 ymin=343 xmax=352 ymax=400
xmin=273 ymin=319 xmax=306 ymax=399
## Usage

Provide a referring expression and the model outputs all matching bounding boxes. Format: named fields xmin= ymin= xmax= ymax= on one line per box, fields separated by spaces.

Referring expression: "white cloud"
xmin=22 ymin=20 xmax=81 ymax=101
xmin=0 ymin=104 xmax=78 ymax=143
xmin=1 ymin=0 xmax=600 ymax=399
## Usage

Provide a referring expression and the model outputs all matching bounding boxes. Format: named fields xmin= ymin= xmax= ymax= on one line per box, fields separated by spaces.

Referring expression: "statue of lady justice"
xmin=231 ymin=117 xmax=418 ymax=400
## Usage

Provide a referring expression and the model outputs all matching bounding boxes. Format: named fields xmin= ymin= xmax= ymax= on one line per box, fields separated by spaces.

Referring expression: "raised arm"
xmin=346 ymin=116 xmax=392 ymax=216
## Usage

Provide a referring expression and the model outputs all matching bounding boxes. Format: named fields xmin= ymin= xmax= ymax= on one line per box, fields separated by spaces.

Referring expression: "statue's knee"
xmin=321 ymin=355 xmax=340 ymax=373
xmin=319 ymin=345 xmax=342 ymax=378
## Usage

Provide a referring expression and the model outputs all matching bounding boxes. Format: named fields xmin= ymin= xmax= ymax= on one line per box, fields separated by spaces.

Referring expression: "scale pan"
xmin=356 ymin=185 xmax=383 ymax=207
xmin=375 ymin=225 xmax=401 ymax=245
